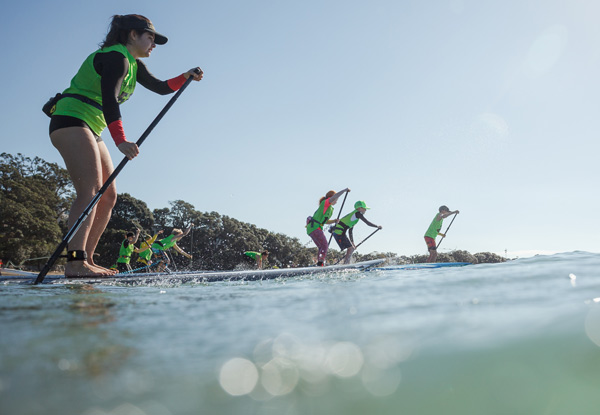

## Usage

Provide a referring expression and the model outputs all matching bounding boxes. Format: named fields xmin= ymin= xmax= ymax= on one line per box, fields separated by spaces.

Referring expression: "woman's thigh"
xmin=51 ymin=127 xmax=104 ymax=196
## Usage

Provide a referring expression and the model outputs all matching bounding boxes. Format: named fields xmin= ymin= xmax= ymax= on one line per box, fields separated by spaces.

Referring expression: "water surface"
xmin=2 ymin=251 xmax=600 ymax=414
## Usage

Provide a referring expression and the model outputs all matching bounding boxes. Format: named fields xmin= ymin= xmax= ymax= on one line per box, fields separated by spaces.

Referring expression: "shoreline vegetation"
xmin=1 ymin=153 xmax=506 ymax=272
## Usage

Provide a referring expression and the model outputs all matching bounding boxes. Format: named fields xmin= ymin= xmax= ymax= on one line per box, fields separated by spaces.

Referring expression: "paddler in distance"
xmin=306 ymin=188 xmax=350 ymax=266
xmin=424 ymin=205 xmax=459 ymax=263
xmin=136 ymin=229 xmax=164 ymax=269
xmin=243 ymin=250 xmax=269 ymax=269
xmin=152 ymin=225 xmax=194 ymax=271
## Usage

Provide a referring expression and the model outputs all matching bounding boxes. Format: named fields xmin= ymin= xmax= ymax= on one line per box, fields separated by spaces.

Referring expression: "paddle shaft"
xmin=189 ymin=225 xmax=194 ymax=267
xmin=333 ymin=227 xmax=381 ymax=265
xmin=354 ymin=227 xmax=380 ymax=250
xmin=327 ymin=191 xmax=349 ymax=248
xmin=35 ymin=74 xmax=197 ymax=284
xmin=435 ymin=213 xmax=457 ymax=250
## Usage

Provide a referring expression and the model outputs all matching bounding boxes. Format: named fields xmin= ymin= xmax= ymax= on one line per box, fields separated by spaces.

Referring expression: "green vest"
xmin=117 ymin=240 xmax=135 ymax=264
xmin=333 ymin=210 xmax=360 ymax=235
xmin=137 ymin=237 xmax=156 ymax=261
xmin=53 ymin=44 xmax=138 ymax=136
xmin=425 ymin=214 xmax=443 ymax=239
xmin=307 ymin=199 xmax=333 ymax=235
xmin=153 ymin=234 xmax=176 ymax=251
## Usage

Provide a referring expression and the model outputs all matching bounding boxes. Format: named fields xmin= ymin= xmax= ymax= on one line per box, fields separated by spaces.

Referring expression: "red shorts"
xmin=424 ymin=236 xmax=437 ymax=251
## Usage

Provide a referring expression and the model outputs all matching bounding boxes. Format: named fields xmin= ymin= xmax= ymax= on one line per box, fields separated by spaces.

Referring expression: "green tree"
xmin=168 ymin=200 xmax=198 ymax=228
xmin=0 ymin=153 xmax=74 ymax=267
xmin=153 ymin=208 xmax=170 ymax=229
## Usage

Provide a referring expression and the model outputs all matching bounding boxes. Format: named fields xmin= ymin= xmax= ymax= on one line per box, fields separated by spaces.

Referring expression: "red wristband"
xmin=107 ymin=120 xmax=127 ymax=146
xmin=167 ymin=74 xmax=187 ymax=91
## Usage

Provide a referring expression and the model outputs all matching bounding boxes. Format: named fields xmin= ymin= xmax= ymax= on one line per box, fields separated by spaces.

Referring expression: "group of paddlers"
xmin=112 ymin=195 xmax=458 ymax=272
xmin=112 ymin=187 xmax=381 ymax=273
xmin=111 ymin=225 xmax=193 ymax=273
xmin=305 ymin=188 xmax=382 ymax=266
xmin=242 ymin=189 xmax=384 ymax=270
xmin=304 ymin=188 xmax=459 ymax=266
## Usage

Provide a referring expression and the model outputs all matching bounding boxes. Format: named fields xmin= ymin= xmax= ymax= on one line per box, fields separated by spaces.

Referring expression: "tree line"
xmin=0 ymin=153 xmax=505 ymax=271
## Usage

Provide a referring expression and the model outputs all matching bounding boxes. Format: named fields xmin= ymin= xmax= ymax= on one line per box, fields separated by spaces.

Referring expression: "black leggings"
xmin=49 ymin=115 xmax=101 ymax=142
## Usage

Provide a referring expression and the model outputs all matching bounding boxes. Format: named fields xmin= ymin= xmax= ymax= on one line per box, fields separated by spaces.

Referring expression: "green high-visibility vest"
xmin=306 ymin=199 xmax=333 ymax=235
xmin=117 ymin=240 xmax=135 ymax=264
xmin=53 ymin=44 xmax=137 ymax=136
xmin=138 ymin=236 xmax=157 ymax=261
xmin=153 ymin=234 xmax=176 ymax=251
xmin=333 ymin=209 xmax=360 ymax=235
xmin=425 ymin=214 xmax=443 ymax=239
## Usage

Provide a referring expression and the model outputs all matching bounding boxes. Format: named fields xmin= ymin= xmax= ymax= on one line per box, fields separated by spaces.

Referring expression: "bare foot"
xmin=65 ymin=261 xmax=115 ymax=278
xmin=88 ymin=262 xmax=117 ymax=275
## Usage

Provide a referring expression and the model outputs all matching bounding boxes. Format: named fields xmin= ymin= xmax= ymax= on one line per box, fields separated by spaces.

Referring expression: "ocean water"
xmin=2 ymin=251 xmax=600 ymax=415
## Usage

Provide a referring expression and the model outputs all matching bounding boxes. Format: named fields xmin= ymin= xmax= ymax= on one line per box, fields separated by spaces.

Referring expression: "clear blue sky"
xmin=2 ymin=0 xmax=598 ymax=258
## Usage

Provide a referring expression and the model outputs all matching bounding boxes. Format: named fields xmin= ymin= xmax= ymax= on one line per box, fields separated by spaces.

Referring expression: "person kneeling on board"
xmin=243 ymin=250 xmax=269 ymax=269
xmin=331 ymin=201 xmax=382 ymax=264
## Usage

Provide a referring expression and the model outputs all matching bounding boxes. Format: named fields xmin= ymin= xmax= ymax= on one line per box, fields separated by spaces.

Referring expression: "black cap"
xmin=120 ymin=15 xmax=168 ymax=45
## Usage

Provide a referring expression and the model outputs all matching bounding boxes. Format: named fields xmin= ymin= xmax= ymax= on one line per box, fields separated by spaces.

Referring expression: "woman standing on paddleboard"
xmin=47 ymin=14 xmax=202 ymax=277
xmin=306 ymin=188 xmax=350 ymax=266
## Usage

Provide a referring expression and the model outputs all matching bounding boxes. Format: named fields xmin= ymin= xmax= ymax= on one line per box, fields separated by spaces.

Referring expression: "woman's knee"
xmin=99 ymin=184 xmax=117 ymax=209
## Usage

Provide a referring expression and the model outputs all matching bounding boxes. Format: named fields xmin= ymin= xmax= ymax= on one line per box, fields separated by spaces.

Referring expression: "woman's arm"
xmin=356 ymin=212 xmax=381 ymax=229
xmin=172 ymin=243 xmax=192 ymax=259
xmin=136 ymin=60 xmax=176 ymax=95
xmin=137 ymin=61 xmax=204 ymax=95
xmin=441 ymin=210 xmax=459 ymax=219
xmin=95 ymin=51 xmax=128 ymax=125
xmin=94 ymin=51 xmax=138 ymax=158
xmin=134 ymin=245 xmax=151 ymax=253
xmin=329 ymin=188 xmax=350 ymax=205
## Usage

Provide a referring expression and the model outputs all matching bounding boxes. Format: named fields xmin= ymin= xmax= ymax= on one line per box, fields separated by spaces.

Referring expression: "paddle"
xmin=327 ymin=190 xmax=349 ymax=248
xmin=333 ymin=227 xmax=381 ymax=265
xmin=35 ymin=71 xmax=199 ymax=284
xmin=436 ymin=213 xmax=458 ymax=250
xmin=189 ymin=224 xmax=194 ymax=268
xmin=354 ymin=227 xmax=381 ymax=250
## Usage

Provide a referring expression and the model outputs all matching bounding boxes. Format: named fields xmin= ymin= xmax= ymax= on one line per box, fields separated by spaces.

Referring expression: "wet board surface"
xmin=0 ymin=259 xmax=385 ymax=285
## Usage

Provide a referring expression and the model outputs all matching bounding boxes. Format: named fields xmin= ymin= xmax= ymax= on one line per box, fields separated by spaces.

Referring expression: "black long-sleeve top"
xmin=94 ymin=51 xmax=176 ymax=125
